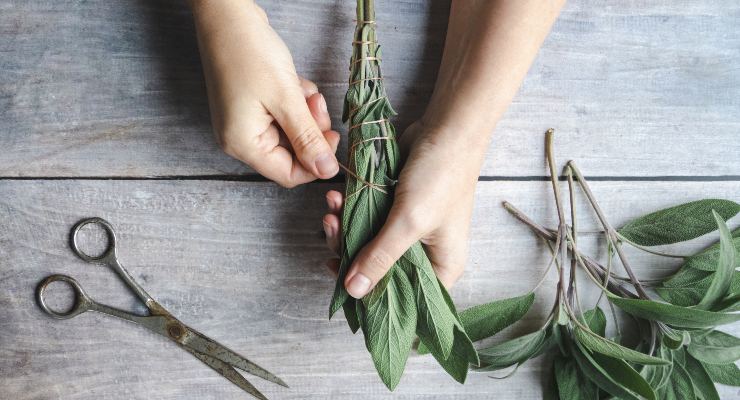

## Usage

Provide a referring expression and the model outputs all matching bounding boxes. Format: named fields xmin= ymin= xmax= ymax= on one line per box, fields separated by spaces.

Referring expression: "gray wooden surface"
xmin=0 ymin=1 xmax=738 ymax=177
xmin=1 ymin=0 xmax=740 ymax=399
xmin=1 ymin=181 xmax=738 ymax=400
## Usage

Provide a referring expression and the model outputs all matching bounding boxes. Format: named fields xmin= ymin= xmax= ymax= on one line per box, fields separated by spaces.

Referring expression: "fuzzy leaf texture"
xmin=617 ymin=199 xmax=740 ymax=246
xmin=417 ymin=292 xmax=535 ymax=354
xmin=329 ymin=0 xmax=476 ymax=389
xmin=608 ymin=295 xmax=740 ymax=328
xmin=696 ymin=211 xmax=737 ymax=309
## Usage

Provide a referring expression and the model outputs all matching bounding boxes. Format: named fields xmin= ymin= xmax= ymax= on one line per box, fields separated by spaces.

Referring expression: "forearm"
xmin=424 ymin=0 xmax=565 ymax=141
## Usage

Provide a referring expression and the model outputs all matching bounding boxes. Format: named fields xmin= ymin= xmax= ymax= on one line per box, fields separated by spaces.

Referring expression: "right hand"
xmin=190 ymin=0 xmax=340 ymax=187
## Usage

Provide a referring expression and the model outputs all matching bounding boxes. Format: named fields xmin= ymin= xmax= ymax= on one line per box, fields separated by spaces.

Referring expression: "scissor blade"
xmin=183 ymin=329 xmax=289 ymax=388
xmin=185 ymin=347 xmax=269 ymax=400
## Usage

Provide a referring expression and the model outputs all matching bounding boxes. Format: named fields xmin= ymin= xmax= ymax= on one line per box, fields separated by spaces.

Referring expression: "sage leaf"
xmin=687 ymin=330 xmax=740 ymax=365
xmin=424 ymin=325 xmax=478 ymax=384
xmin=571 ymin=341 xmax=656 ymax=400
xmin=583 ymin=306 xmax=607 ymax=336
xmin=574 ymin=326 xmax=669 ymax=365
xmin=476 ymin=328 xmax=549 ymax=371
xmin=554 ymin=355 xmax=599 ymax=400
xmin=657 ymin=270 xmax=740 ymax=308
xmin=608 ymin=295 xmax=740 ymax=328
xmin=661 ymin=326 xmax=691 ymax=349
xmin=420 ymin=282 xmax=478 ymax=383
xmin=362 ymin=269 xmax=417 ymax=390
xmin=667 ymin=361 xmax=698 ymax=399
xmin=412 ymin=246 xmax=456 ymax=360
xmin=683 ymin=228 xmax=740 ymax=271
xmin=697 ymin=211 xmax=738 ymax=309
xmin=702 ymin=362 xmax=740 ymax=386
xmin=617 ymin=199 xmax=740 ymax=246
xmin=641 ymin=345 xmax=673 ymax=390
xmin=684 ymin=354 xmax=720 ymax=400
xmin=417 ymin=292 xmax=535 ymax=354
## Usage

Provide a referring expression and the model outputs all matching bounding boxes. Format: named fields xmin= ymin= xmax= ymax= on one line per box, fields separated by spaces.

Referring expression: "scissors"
xmin=36 ymin=217 xmax=288 ymax=400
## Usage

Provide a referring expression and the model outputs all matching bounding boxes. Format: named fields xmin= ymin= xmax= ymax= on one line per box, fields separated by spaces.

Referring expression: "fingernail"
xmin=315 ymin=153 xmax=338 ymax=177
xmin=346 ymin=273 xmax=372 ymax=298
xmin=319 ymin=93 xmax=328 ymax=114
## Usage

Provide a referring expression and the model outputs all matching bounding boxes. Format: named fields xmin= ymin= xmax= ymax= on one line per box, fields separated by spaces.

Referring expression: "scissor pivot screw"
xmin=167 ymin=324 xmax=184 ymax=339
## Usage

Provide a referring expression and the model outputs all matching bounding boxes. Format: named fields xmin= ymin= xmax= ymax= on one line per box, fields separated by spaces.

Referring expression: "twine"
xmin=349 ymin=118 xmax=388 ymax=131
xmin=351 ymin=56 xmax=381 ymax=66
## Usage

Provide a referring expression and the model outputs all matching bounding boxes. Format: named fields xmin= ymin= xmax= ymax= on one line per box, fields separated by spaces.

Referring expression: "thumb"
xmin=344 ymin=210 xmax=421 ymax=298
xmin=270 ymin=91 xmax=339 ymax=179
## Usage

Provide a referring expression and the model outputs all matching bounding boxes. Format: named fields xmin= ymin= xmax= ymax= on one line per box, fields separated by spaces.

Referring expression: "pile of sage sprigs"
xmin=329 ymin=0 xmax=477 ymax=390
xmin=331 ymin=1 xmax=740 ymax=395
xmin=440 ymin=130 xmax=740 ymax=399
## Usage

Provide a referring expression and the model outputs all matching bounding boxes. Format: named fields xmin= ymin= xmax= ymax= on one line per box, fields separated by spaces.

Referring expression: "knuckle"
xmin=361 ymin=248 xmax=395 ymax=277
xmin=291 ymin=125 xmax=324 ymax=154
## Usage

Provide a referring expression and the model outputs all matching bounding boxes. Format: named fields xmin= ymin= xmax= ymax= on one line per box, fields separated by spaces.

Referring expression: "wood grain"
xmin=1 ymin=180 xmax=738 ymax=399
xmin=0 ymin=1 xmax=738 ymax=177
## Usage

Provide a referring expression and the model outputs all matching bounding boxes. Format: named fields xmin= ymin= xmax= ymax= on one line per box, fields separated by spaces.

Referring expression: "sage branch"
xmin=329 ymin=0 xmax=477 ymax=390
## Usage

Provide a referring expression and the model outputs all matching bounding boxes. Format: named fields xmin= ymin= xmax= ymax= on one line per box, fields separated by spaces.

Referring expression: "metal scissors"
xmin=36 ymin=217 xmax=288 ymax=400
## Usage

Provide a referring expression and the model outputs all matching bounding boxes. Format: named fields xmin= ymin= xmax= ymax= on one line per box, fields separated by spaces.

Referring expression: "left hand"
xmin=323 ymin=119 xmax=488 ymax=298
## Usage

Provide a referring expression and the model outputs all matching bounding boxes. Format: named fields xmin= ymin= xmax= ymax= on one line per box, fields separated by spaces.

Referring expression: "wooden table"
xmin=1 ymin=1 xmax=738 ymax=399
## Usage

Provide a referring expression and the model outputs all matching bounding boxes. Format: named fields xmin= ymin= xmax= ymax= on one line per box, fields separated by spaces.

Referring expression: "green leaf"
xmin=421 ymin=283 xmax=478 ymax=383
xmin=574 ymin=326 xmax=669 ymax=365
xmin=571 ymin=341 xmax=656 ymax=400
xmin=683 ymin=228 xmax=740 ymax=271
xmin=583 ymin=306 xmax=607 ymax=336
xmin=687 ymin=330 xmax=740 ymax=365
xmin=702 ymin=362 xmax=740 ymax=386
xmin=554 ymin=355 xmax=599 ymax=400
xmin=697 ymin=211 xmax=738 ymax=309
xmin=617 ymin=199 xmax=740 ymax=246
xmin=641 ymin=344 xmax=673 ymax=390
xmin=418 ymin=292 xmax=534 ymax=354
xmin=424 ymin=325 xmax=478 ymax=384
xmin=667 ymin=360 xmax=698 ymax=399
xmin=684 ymin=354 xmax=721 ymax=400
xmin=657 ymin=269 xmax=740 ymax=308
xmin=662 ymin=326 xmax=691 ymax=350
xmin=411 ymin=244 xmax=456 ymax=360
xmin=344 ymin=297 xmax=360 ymax=333
xmin=608 ymin=295 xmax=740 ymax=328
xmin=362 ymin=268 xmax=417 ymax=390
xmin=476 ymin=328 xmax=549 ymax=371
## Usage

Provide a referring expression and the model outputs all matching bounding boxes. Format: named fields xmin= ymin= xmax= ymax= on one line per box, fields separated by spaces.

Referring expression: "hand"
xmin=323 ymin=120 xmax=488 ymax=298
xmin=190 ymin=0 xmax=340 ymax=187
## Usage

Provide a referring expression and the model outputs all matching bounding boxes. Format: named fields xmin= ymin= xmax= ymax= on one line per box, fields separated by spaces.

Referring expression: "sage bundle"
xmin=435 ymin=130 xmax=740 ymax=398
xmin=329 ymin=0 xmax=477 ymax=390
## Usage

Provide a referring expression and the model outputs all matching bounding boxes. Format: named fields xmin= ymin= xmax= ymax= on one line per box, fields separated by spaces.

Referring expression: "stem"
xmin=545 ymin=130 xmax=569 ymax=306
xmin=566 ymin=161 xmax=650 ymax=300
xmin=504 ymin=201 xmax=638 ymax=299
xmin=616 ymin=233 xmax=689 ymax=259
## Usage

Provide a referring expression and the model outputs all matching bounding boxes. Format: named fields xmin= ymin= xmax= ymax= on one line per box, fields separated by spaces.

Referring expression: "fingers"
xmin=323 ymin=190 xmax=343 ymax=255
xmin=306 ymin=92 xmax=331 ymax=132
xmin=269 ymin=88 xmax=339 ymax=179
xmin=344 ymin=207 xmax=422 ymax=299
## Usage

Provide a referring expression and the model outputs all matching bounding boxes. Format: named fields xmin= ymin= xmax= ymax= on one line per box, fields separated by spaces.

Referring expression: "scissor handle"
xmin=36 ymin=274 xmax=93 ymax=319
xmin=70 ymin=217 xmax=118 ymax=263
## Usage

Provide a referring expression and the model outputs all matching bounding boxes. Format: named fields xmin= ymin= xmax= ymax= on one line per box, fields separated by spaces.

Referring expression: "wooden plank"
xmin=0 ymin=180 xmax=738 ymax=399
xmin=0 ymin=1 xmax=738 ymax=177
